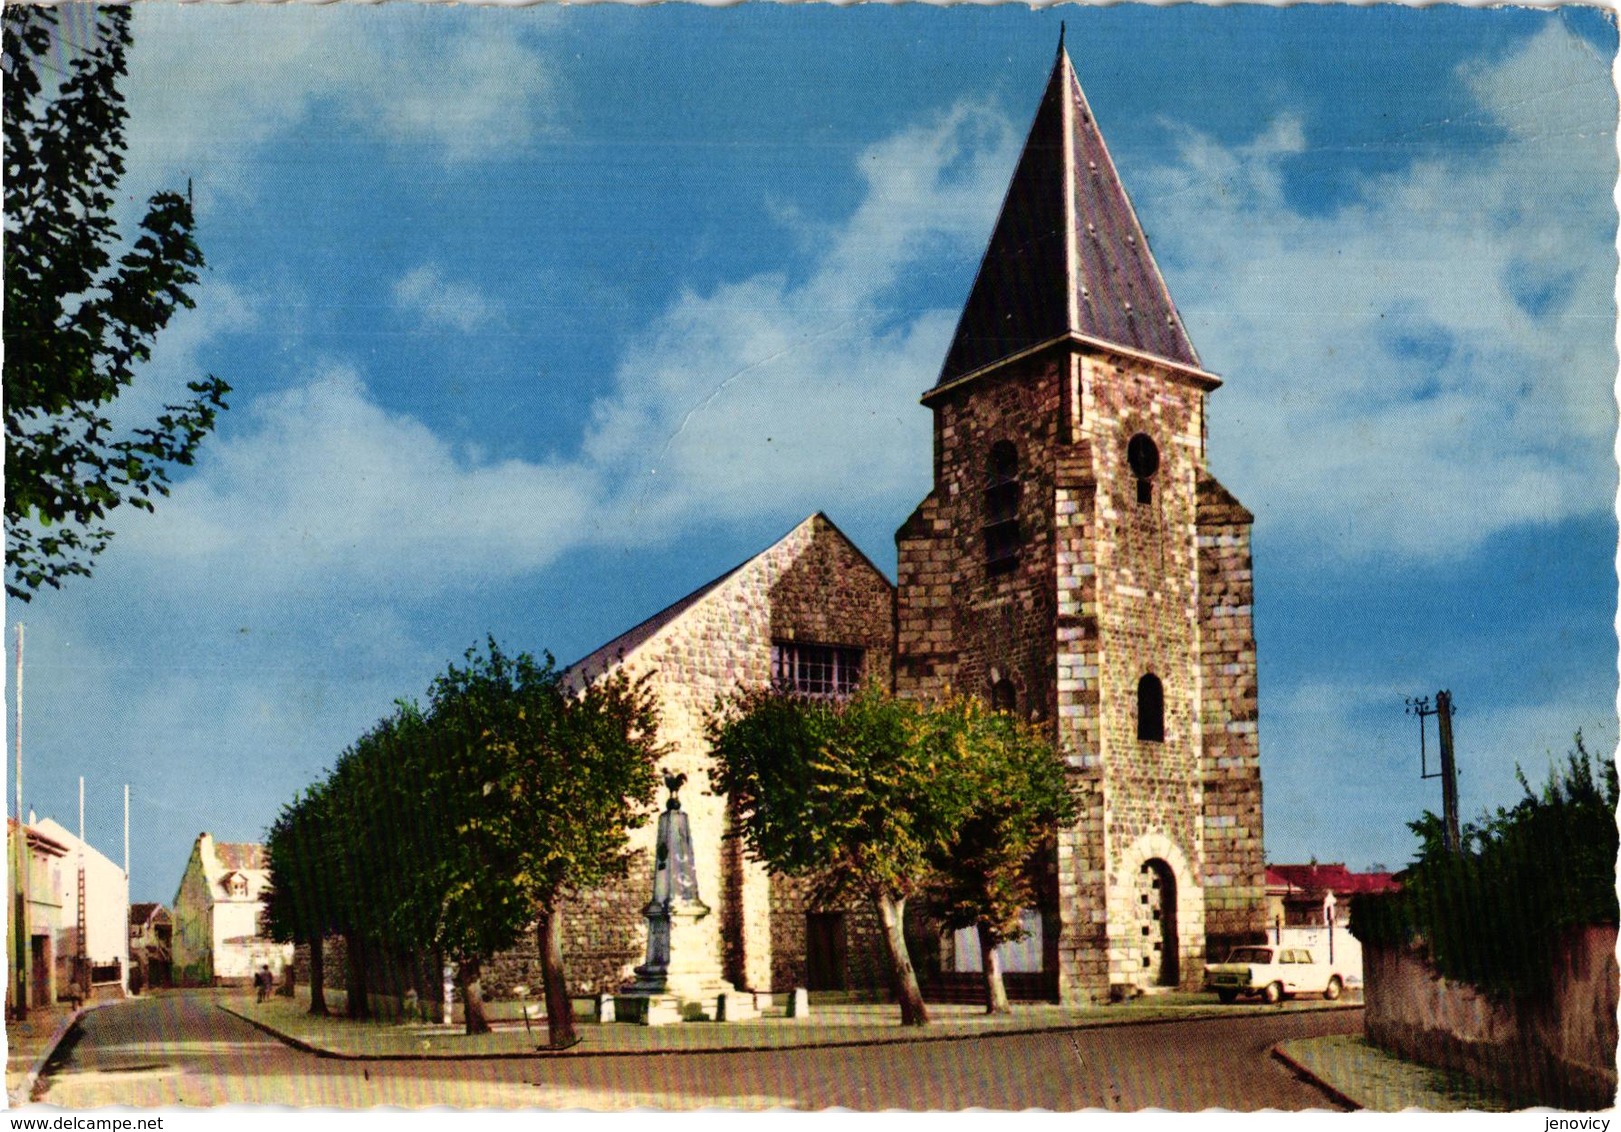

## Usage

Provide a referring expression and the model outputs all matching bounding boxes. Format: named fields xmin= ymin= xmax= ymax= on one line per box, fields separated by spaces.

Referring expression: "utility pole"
xmin=1435 ymin=691 xmax=1460 ymax=854
xmin=124 ymin=784 xmax=131 ymax=993
xmin=78 ymin=775 xmax=87 ymax=1000
xmin=11 ymin=623 xmax=25 ymax=1019
xmin=1406 ymin=691 xmax=1462 ymax=853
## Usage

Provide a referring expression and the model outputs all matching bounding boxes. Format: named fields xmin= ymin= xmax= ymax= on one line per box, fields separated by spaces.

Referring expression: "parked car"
xmin=1203 ymin=945 xmax=1346 ymax=1004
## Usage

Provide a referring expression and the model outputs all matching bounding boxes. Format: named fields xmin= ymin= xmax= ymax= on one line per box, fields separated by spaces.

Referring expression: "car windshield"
xmin=1225 ymin=947 xmax=1273 ymax=964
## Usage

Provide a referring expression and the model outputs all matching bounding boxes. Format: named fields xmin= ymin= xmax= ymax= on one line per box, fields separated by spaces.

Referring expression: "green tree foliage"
xmin=413 ymin=641 xmax=664 ymax=1046
xmin=923 ymin=696 xmax=1076 ymax=1014
xmin=3 ymin=5 xmax=229 ymax=600
xmin=708 ymin=683 xmax=990 ymax=1026
xmin=264 ymin=783 xmax=344 ymax=1016
xmin=265 ymin=638 xmax=664 ymax=1045
xmin=1351 ymin=735 xmax=1619 ymax=1002
xmin=477 ymin=653 xmax=665 ymax=1049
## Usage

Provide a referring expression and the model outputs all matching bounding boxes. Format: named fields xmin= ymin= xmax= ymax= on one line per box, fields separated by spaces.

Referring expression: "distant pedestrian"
xmin=255 ymin=965 xmax=273 ymax=1004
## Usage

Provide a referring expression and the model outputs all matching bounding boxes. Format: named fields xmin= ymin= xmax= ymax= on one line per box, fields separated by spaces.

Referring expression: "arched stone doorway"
xmin=1134 ymin=858 xmax=1179 ymax=987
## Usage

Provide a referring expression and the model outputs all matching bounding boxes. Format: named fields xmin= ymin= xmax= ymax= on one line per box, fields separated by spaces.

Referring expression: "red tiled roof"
xmin=214 ymin=842 xmax=268 ymax=871
xmin=130 ymin=902 xmax=170 ymax=925
xmin=1267 ymin=863 xmax=1399 ymax=896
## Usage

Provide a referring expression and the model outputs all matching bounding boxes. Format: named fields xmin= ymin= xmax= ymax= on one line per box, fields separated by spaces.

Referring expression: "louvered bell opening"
xmin=984 ymin=440 xmax=1022 ymax=577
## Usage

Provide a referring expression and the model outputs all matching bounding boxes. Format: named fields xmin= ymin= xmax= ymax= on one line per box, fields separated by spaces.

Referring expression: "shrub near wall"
xmin=1352 ymin=742 xmax=1619 ymax=1108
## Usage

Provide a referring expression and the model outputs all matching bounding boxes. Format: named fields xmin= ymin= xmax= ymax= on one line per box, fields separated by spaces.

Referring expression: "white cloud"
xmin=1150 ymin=23 xmax=1617 ymax=562
xmin=105 ymin=102 xmax=1017 ymax=602
xmin=103 ymin=277 xmax=258 ymax=436
xmin=121 ymin=5 xmax=558 ymax=203
xmin=118 ymin=365 xmax=598 ymax=597
xmin=393 ymin=265 xmax=500 ymax=333
xmin=583 ymin=104 xmax=1018 ymax=540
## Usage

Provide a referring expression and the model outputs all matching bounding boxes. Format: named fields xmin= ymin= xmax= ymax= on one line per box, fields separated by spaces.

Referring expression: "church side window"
xmin=772 ymin=643 xmax=864 ymax=697
xmin=1127 ymin=434 xmax=1159 ymax=505
xmin=1137 ymin=674 xmax=1164 ymax=742
xmin=984 ymin=440 xmax=1022 ymax=575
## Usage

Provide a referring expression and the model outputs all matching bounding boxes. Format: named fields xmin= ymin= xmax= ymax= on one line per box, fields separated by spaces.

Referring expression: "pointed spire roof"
xmin=931 ymin=42 xmax=1201 ymax=394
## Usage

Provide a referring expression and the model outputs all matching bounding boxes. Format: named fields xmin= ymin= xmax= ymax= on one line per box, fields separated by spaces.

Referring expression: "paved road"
xmin=38 ymin=991 xmax=1361 ymax=1110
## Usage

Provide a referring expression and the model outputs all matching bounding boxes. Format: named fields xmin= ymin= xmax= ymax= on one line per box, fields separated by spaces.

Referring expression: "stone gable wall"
xmin=1196 ymin=474 xmax=1266 ymax=955
xmin=555 ymin=515 xmax=896 ymax=996
xmin=766 ymin=872 xmax=889 ymax=995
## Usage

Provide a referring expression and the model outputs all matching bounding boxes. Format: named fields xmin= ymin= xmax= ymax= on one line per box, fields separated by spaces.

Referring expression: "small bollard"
xmin=787 ymin=986 xmax=810 ymax=1018
xmin=596 ymin=992 xmax=616 ymax=1023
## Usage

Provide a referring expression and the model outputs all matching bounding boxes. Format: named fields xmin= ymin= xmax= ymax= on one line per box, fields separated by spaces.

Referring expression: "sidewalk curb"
xmin=219 ymin=999 xmax=1363 ymax=1063
xmin=1271 ymin=1042 xmax=1363 ymax=1111
xmin=10 ymin=1005 xmax=85 ymax=1107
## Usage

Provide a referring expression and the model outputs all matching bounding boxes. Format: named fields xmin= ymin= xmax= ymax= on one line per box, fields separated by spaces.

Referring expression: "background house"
xmin=7 ymin=819 xmax=69 ymax=1011
xmin=32 ymin=815 xmax=129 ymax=998
xmin=172 ymin=833 xmax=291 ymax=987
xmin=128 ymin=902 xmax=173 ymax=990
xmin=1255 ymin=862 xmax=1399 ymax=989
xmin=1265 ymin=862 xmax=1398 ymax=933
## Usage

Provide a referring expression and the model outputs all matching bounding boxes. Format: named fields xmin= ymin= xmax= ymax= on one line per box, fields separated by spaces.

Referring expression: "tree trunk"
xmin=345 ymin=933 xmax=370 ymax=1020
xmin=873 ymin=890 xmax=929 ymax=1026
xmin=307 ymin=935 xmax=328 ymax=1017
xmin=538 ymin=905 xmax=579 ymax=1050
xmin=458 ymin=955 xmax=492 ymax=1036
xmin=977 ymin=922 xmax=1010 ymax=1015
xmin=278 ymin=960 xmax=296 ymax=997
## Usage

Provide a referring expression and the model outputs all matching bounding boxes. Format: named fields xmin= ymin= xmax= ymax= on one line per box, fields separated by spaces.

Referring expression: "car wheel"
xmin=1216 ymin=990 xmax=1237 ymax=1005
xmin=1261 ymin=981 xmax=1283 ymax=1005
xmin=1323 ymin=976 xmax=1343 ymax=1001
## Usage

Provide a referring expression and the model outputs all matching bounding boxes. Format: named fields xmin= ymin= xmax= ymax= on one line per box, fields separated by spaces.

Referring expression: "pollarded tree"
xmin=707 ymin=683 xmax=980 ymax=1026
xmin=405 ymin=664 xmax=540 ymax=1037
xmin=923 ymin=696 xmax=1076 ymax=1014
xmin=4 ymin=5 xmax=230 ymax=599
xmin=322 ymin=695 xmax=522 ymax=1035
xmin=436 ymin=644 xmax=664 ymax=1050
xmin=264 ymin=782 xmax=345 ymax=1016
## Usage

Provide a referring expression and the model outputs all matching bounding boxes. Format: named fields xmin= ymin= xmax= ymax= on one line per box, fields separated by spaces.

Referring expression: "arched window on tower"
xmin=984 ymin=440 xmax=1021 ymax=575
xmin=1137 ymin=674 xmax=1164 ymax=742
xmin=1127 ymin=434 xmax=1159 ymax=505
xmin=990 ymin=678 xmax=1017 ymax=714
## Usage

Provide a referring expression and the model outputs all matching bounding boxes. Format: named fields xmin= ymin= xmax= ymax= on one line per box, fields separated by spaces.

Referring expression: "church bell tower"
xmin=894 ymin=36 xmax=1265 ymax=1003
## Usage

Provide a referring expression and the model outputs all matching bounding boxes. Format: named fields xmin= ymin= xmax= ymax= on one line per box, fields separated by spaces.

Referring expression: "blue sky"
xmin=11 ymin=4 xmax=1617 ymax=904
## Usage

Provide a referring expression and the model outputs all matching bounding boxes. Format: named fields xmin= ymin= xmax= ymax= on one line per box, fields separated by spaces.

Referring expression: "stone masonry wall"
xmin=898 ymin=343 xmax=1241 ymax=1003
xmin=766 ymin=872 xmax=889 ymax=994
xmin=1196 ymin=473 xmax=1266 ymax=958
xmin=1081 ymin=351 xmax=1207 ymax=990
xmin=551 ymin=514 xmax=895 ymax=997
xmin=897 ymin=353 xmax=1063 ymax=719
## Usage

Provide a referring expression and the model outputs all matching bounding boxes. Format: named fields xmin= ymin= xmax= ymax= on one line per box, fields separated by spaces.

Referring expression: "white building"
xmin=33 ymin=815 xmax=130 ymax=995
xmin=172 ymin=832 xmax=291 ymax=986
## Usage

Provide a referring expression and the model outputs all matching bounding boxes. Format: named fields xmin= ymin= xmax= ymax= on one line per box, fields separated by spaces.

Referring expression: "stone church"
xmin=548 ymin=40 xmax=1265 ymax=1007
